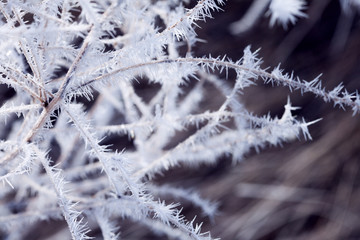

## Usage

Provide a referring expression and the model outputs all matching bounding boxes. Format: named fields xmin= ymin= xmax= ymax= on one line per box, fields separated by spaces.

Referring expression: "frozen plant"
xmin=0 ymin=0 xmax=359 ymax=239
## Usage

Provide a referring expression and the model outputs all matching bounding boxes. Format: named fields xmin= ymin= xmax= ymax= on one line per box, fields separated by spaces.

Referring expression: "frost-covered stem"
xmin=81 ymin=57 xmax=360 ymax=114
xmin=25 ymin=26 xmax=93 ymax=141
xmin=0 ymin=3 xmax=10 ymax=22
xmin=63 ymin=106 xmax=123 ymax=196
xmin=65 ymin=105 xmax=142 ymax=199
xmin=0 ymin=104 xmax=42 ymax=116
xmin=37 ymin=148 xmax=90 ymax=240
xmin=14 ymin=13 xmax=46 ymax=101
xmin=165 ymin=0 xmax=208 ymax=31
xmin=178 ymin=58 xmax=360 ymax=113
xmin=57 ymin=28 xmax=93 ymax=99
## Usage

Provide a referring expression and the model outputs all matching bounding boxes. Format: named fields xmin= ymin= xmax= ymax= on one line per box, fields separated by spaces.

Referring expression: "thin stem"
xmin=76 ymin=57 xmax=359 ymax=113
